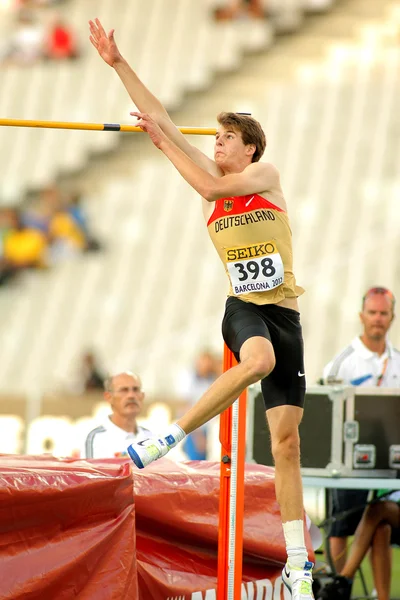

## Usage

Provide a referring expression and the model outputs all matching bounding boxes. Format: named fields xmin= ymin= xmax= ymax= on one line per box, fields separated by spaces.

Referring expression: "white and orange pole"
xmin=218 ymin=345 xmax=247 ymax=600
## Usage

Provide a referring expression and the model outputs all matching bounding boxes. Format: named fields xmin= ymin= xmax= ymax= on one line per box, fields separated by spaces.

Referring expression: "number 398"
xmin=234 ymin=258 xmax=276 ymax=282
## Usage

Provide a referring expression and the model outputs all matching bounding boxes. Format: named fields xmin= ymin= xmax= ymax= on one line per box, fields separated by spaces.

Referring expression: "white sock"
xmin=164 ymin=424 xmax=186 ymax=448
xmin=282 ymin=520 xmax=308 ymax=568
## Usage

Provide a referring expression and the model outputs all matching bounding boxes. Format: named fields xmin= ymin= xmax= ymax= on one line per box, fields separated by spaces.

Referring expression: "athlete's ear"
xmin=246 ymin=144 xmax=256 ymax=158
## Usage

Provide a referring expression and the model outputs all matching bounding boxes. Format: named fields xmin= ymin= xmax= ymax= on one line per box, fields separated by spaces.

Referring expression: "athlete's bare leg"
xmin=266 ymin=404 xmax=304 ymax=523
xmin=177 ymin=336 xmax=275 ymax=433
xmin=267 ymin=402 xmax=314 ymax=597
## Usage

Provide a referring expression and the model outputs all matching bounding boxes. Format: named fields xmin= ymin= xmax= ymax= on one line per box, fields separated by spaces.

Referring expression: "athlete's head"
xmin=104 ymin=371 xmax=144 ymax=420
xmin=360 ymin=287 xmax=395 ymax=341
xmin=214 ymin=112 xmax=266 ymax=167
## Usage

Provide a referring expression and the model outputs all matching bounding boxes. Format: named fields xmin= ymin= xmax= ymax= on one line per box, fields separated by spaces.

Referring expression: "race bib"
xmin=225 ymin=241 xmax=284 ymax=295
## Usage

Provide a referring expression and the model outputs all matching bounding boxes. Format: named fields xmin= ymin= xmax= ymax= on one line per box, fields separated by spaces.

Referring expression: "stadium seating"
xmin=1 ymin=0 xmax=400 ymax=400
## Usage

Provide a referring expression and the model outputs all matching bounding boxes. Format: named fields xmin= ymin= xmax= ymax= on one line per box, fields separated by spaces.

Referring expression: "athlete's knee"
xmin=365 ymin=501 xmax=388 ymax=524
xmin=372 ymin=522 xmax=391 ymax=544
xmin=242 ymin=354 xmax=275 ymax=383
xmin=271 ymin=429 xmax=300 ymax=464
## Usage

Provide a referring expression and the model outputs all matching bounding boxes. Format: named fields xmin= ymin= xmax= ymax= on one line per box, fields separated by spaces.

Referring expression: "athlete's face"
xmin=214 ymin=125 xmax=254 ymax=167
xmin=360 ymin=295 xmax=394 ymax=341
xmin=106 ymin=373 xmax=144 ymax=419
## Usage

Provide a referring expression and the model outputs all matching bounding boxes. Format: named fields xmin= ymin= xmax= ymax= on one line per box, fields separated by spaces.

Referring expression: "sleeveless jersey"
xmin=207 ymin=193 xmax=304 ymax=305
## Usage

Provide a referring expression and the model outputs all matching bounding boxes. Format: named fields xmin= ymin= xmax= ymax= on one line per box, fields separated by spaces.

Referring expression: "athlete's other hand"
xmin=131 ymin=112 xmax=166 ymax=149
xmin=89 ymin=18 xmax=122 ymax=67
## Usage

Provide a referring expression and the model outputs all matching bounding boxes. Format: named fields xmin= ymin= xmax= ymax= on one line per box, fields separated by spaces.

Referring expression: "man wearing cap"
xmin=322 ymin=287 xmax=400 ymax=583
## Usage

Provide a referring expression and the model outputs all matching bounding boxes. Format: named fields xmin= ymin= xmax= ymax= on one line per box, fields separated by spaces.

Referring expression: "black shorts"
xmin=391 ymin=526 xmax=400 ymax=545
xmin=221 ymin=296 xmax=306 ymax=410
xmin=328 ymin=489 xmax=370 ymax=537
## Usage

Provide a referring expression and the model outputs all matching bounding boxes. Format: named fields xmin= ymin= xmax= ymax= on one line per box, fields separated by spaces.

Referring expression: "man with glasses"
xmin=321 ymin=287 xmax=400 ymax=595
xmin=82 ymin=371 xmax=152 ymax=459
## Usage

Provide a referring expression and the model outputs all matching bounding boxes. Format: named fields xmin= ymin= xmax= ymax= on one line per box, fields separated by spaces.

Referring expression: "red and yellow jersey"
xmin=207 ymin=193 xmax=304 ymax=305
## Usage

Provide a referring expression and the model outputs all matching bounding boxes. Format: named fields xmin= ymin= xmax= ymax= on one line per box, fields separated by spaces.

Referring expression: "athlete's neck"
xmin=220 ymin=161 xmax=249 ymax=176
xmin=109 ymin=414 xmax=138 ymax=434
xmin=360 ymin=334 xmax=386 ymax=356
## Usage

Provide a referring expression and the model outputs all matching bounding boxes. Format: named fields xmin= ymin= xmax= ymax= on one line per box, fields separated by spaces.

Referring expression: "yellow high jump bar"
xmin=0 ymin=118 xmax=217 ymax=136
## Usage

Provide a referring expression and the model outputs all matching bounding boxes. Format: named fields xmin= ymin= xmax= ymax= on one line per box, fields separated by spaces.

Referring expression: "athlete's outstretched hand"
xmin=89 ymin=18 xmax=122 ymax=67
xmin=131 ymin=112 xmax=166 ymax=149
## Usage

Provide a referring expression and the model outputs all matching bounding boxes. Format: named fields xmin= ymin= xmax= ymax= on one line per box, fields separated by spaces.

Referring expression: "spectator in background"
xmin=324 ymin=287 xmax=399 ymax=388
xmin=49 ymin=206 xmax=87 ymax=259
xmin=57 ymin=350 xmax=105 ymax=395
xmin=319 ymin=491 xmax=400 ymax=600
xmin=23 ymin=186 xmax=101 ymax=256
xmin=19 ymin=184 xmax=85 ymax=262
xmin=1 ymin=5 xmax=79 ymax=66
xmin=0 ymin=207 xmax=21 ymax=285
xmin=22 ymin=185 xmax=61 ymax=233
xmin=322 ymin=287 xmax=400 ymax=581
xmin=82 ymin=371 xmax=152 ymax=459
xmin=15 ymin=0 xmax=67 ymax=8
xmin=0 ymin=185 xmax=101 ymax=288
xmin=80 ymin=351 xmax=105 ymax=392
xmin=178 ymin=350 xmax=221 ymax=460
xmin=2 ymin=9 xmax=45 ymax=65
xmin=66 ymin=190 xmax=102 ymax=252
xmin=2 ymin=208 xmax=48 ymax=273
xmin=180 ymin=350 xmax=221 ymax=405
xmin=214 ymin=0 xmax=264 ymax=21
xmin=46 ymin=187 xmax=101 ymax=261
xmin=44 ymin=15 xmax=80 ymax=61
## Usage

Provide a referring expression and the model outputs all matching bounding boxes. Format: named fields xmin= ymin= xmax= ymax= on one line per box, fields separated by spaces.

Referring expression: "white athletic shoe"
xmin=282 ymin=561 xmax=314 ymax=599
xmin=127 ymin=437 xmax=170 ymax=468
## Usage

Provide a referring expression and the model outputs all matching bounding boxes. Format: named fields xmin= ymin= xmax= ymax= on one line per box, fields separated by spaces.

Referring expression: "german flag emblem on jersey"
xmin=224 ymin=199 xmax=234 ymax=212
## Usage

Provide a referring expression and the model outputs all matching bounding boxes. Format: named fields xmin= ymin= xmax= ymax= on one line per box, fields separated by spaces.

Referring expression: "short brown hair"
xmin=217 ymin=112 xmax=266 ymax=162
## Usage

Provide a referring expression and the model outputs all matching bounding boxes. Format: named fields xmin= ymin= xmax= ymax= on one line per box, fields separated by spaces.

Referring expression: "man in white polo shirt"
xmin=324 ymin=287 xmax=400 ymax=388
xmin=322 ymin=286 xmax=400 ymax=577
xmin=83 ymin=371 xmax=152 ymax=459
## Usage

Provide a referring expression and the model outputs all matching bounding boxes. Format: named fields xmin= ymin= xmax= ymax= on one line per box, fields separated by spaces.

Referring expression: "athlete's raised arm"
xmin=88 ymin=18 xmax=216 ymax=174
xmin=133 ymin=112 xmax=282 ymax=202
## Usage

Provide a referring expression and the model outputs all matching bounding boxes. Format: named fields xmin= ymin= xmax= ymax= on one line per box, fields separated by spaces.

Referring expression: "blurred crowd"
xmin=176 ymin=350 xmax=222 ymax=460
xmin=0 ymin=0 xmax=80 ymax=66
xmin=66 ymin=348 xmax=222 ymax=460
xmin=0 ymin=185 xmax=101 ymax=286
xmin=214 ymin=0 xmax=265 ymax=20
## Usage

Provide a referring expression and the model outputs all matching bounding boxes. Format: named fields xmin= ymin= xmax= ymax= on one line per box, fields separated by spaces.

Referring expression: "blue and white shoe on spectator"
xmin=282 ymin=561 xmax=314 ymax=599
xmin=127 ymin=437 xmax=170 ymax=468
